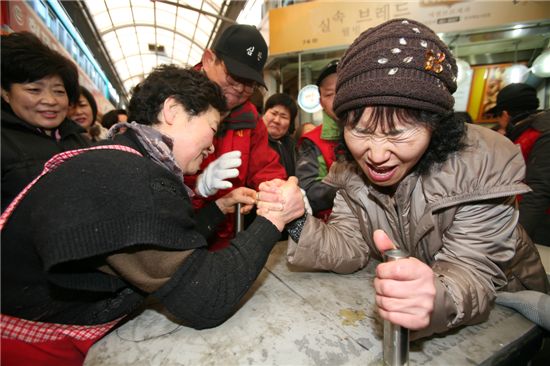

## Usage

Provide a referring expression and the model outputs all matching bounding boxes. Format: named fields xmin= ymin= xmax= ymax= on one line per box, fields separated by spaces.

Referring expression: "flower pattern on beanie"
xmin=424 ymin=50 xmax=445 ymax=74
xmin=334 ymin=18 xmax=458 ymax=116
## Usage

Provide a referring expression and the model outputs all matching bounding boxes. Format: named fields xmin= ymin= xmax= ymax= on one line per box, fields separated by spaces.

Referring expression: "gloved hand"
xmin=196 ymin=150 xmax=241 ymax=197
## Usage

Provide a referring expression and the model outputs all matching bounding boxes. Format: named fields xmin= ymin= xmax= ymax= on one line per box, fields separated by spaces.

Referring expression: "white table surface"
xmin=84 ymin=241 xmax=540 ymax=366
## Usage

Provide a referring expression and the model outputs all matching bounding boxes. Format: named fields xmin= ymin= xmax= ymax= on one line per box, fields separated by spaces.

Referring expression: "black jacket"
xmin=1 ymin=131 xmax=281 ymax=328
xmin=509 ymin=110 xmax=550 ymax=246
xmin=1 ymin=108 xmax=90 ymax=212
xmin=267 ymin=133 xmax=296 ymax=177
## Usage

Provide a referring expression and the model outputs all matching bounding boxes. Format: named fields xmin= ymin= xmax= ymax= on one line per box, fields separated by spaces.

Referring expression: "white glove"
xmin=196 ymin=150 xmax=242 ymax=197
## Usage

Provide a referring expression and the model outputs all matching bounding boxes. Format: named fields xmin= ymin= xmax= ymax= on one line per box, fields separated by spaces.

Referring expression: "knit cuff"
xmin=286 ymin=213 xmax=308 ymax=242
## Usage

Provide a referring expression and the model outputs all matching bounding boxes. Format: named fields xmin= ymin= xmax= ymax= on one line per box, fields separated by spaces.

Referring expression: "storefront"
xmin=261 ymin=1 xmax=550 ymax=128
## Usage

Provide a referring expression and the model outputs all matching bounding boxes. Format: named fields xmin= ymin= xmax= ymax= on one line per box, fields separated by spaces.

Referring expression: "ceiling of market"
xmin=62 ymin=0 xmax=246 ymax=106
xmin=62 ymin=1 xmax=550 ymax=107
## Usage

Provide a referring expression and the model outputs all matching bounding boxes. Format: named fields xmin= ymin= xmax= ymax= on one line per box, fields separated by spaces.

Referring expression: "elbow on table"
xmin=167 ymin=305 xmax=239 ymax=330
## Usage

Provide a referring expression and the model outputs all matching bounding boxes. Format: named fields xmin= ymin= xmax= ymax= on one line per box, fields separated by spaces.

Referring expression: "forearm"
xmin=412 ymin=263 xmax=493 ymax=339
xmin=153 ymin=216 xmax=281 ymax=329
xmin=287 ymin=194 xmax=370 ymax=273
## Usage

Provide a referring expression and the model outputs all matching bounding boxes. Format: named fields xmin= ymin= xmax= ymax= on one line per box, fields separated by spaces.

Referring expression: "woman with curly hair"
xmin=259 ymin=19 xmax=548 ymax=339
xmin=1 ymin=65 xmax=304 ymax=365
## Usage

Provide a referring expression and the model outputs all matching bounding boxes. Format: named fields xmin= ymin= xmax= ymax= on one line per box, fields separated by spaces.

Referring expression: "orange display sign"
xmin=466 ymin=63 xmax=528 ymax=123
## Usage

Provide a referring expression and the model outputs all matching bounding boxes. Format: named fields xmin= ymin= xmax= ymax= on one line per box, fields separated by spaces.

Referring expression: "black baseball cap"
xmin=487 ymin=83 xmax=539 ymax=115
xmin=213 ymin=24 xmax=268 ymax=87
xmin=316 ymin=59 xmax=339 ymax=87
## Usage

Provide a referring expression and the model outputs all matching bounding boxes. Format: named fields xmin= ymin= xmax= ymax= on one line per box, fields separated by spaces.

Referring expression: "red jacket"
xmin=186 ymin=96 xmax=286 ymax=250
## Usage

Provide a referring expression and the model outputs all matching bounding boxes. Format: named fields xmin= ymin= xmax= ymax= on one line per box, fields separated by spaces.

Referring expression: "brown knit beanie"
xmin=334 ymin=18 xmax=457 ymax=117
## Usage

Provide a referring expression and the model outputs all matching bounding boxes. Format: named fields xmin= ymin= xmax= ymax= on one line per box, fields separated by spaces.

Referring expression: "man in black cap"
xmin=189 ymin=24 xmax=287 ymax=250
xmin=491 ymin=83 xmax=550 ymax=246
xmin=489 ymin=83 xmax=540 ymax=135
xmin=295 ymin=60 xmax=340 ymax=221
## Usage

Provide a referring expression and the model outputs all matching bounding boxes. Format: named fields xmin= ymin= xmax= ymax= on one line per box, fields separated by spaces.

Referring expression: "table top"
xmin=84 ymin=241 xmax=540 ymax=366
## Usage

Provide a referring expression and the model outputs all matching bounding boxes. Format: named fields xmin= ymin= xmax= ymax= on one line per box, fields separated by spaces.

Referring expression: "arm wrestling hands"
xmin=373 ymin=229 xmax=436 ymax=331
xmin=256 ymin=177 xmax=305 ymax=231
xmin=214 ymin=176 xmax=305 ymax=232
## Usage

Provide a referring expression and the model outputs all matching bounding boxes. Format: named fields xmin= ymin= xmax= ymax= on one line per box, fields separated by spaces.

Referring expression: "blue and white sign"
xmin=297 ymin=84 xmax=322 ymax=113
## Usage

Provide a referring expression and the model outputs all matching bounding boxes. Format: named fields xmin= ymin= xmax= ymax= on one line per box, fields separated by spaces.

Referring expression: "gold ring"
xmin=256 ymin=192 xmax=260 ymax=201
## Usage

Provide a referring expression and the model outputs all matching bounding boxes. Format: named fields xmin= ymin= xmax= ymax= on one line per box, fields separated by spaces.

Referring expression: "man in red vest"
xmin=489 ymin=83 xmax=550 ymax=246
xmin=188 ymin=24 xmax=287 ymax=250
xmin=296 ymin=60 xmax=340 ymax=221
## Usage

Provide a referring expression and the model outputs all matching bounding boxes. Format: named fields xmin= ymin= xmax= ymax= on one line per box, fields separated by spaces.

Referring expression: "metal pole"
xmin=383 ymin=249 xmax=410 ymax=366
xmin=235 ymin=203 xmax=244 ymax=233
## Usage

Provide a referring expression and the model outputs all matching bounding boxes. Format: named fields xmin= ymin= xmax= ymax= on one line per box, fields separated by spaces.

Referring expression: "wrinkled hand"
xmin=256 ymin=179 xmax=311 ymax=214
xmin=196 ymin=151 xmax=241 ymax=197
xmin=215 ymin=187 xmax=257 ymax=215
xmin=256 ymin=177 xmax=305 ymax=231
xmin=373 ymin=230 xmax=436 ymax=330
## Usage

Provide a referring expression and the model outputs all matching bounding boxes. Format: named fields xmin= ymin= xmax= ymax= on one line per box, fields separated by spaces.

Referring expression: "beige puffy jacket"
xmin=288 ymin=123 xmax=549 ymax=338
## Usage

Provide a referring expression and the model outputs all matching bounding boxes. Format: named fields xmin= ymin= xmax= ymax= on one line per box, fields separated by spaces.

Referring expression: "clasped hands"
xmin=255 ymin=177 xmax=305 ymax=231
xmin=224 ymin=186 xmax=437 ymax=332
xmin=214 ymin=176 xmax=305 ymax=232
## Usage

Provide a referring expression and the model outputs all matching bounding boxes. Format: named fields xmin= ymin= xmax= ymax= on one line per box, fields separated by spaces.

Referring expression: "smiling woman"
xmin=68 ymin=86 xmax=109 ymax=142
xmin=1 ymin=31 xmax=91 ymax=213
xmin=1 ymin=64 xmax=306 ymax=366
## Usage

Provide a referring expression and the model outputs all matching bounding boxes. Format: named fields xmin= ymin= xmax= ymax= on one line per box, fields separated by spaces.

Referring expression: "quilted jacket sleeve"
xmin=422 ymin=196 xmax=519 ymax=337
xmin=287 ymin=189 xmax=372 ymax=273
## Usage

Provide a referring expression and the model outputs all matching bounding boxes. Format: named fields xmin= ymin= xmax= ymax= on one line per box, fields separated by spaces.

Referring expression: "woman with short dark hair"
xmin=263 ymin=93 xmax=298 ymax=176
xmin=1 ymin=65 xmax=305 ymax=365
xmin=1 ymin=32 xmax=90 ymax=212
xmin=68 ymin=86 xmax=109 ymax=142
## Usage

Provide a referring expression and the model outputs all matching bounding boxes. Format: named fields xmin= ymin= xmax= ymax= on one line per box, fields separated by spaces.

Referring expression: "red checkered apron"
xmin=1 ymin=145 xmax=142 ymax=366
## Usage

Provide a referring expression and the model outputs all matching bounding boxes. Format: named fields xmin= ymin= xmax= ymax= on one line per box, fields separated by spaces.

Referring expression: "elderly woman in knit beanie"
xmin=258 ymin=18 xmax=549 ymax=338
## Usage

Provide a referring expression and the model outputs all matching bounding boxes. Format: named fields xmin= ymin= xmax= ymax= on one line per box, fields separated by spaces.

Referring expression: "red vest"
xmin=514 ymin=127 xmax=542 ymax=161
xmin=300 ymin=126 xmax=338 ymax=171
xmin=513 ymin=127 xmax=550 ymax=214
xmin=300 ymin=127 xmax=339 ymax=221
